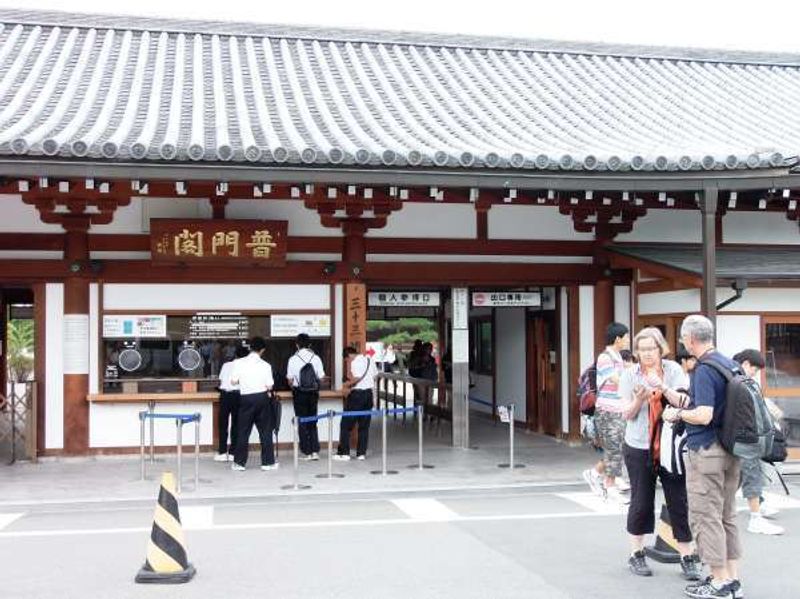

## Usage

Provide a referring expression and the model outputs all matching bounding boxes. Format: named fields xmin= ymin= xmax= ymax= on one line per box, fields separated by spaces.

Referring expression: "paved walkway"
xmin=2 ymin=416 xmax=605 ymax=506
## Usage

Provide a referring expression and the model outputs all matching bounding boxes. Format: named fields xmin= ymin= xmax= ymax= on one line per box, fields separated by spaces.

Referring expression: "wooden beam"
xmin=637 ymin=278 xmax=696 ymax=294
xmin=607 ymin=253 xmax=702 ymax=288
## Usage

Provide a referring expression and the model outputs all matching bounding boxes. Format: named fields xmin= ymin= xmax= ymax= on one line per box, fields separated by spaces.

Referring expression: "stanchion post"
xmin=282 ymin=417 xmax=311 ymax=490
xmin=316 ymin=411 xmax=344 ymax=479
xmin=464 ymin=391 xmax=470 ymax=450
xmin=149 ymin=400 xmax=155 ymax=463
xmin=194 ymin=414 xmax=200 ymax=490
xmin=176 ymin=418 xmax=183 ymax=494
xmin=140 ymin=412 xmax=146 ymax=481
xmin=418 ymin=403 xmax=424 ymax=470
xmin=371 ymin=406 xmax=399 ymax=476
xmin=509 ymin=404 xmax=515 ymax=470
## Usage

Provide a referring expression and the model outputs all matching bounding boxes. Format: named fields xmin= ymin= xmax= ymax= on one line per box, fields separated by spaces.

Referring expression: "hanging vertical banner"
xmin=345 ymin=283 xmax=367 ymax=353
xmin=63 ymin=314 xmax=90 ymax=374
xmin=452 ymin=288 xmax=469 ymax=330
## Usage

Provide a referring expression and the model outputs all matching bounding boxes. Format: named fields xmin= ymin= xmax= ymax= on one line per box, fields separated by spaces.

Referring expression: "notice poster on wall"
xmin=452 ymin=288 xmax=469 ymax=329
xmin=270 ymin=314 xmax=331 ymax=338
xmin=63 ymin=314 xmax=89 ymax=374
xmin=103 ymin=315 xmax=167 ymax=338
xmin=472 ymin=291 xmax=541 ymax=308
xmin=189 ymin=313 xmax=249 ymax=339
xmin=368 ymin=291 xmax=440 ymax=307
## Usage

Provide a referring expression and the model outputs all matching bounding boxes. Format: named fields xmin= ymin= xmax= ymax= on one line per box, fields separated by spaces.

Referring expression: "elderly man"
xmin=663 ymin=315 xmax=742 ymax=599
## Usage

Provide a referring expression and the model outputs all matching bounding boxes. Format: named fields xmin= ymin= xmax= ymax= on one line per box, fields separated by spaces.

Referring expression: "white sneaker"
xmin=301 ymin=453 xmax=320 ymax=461
xmin=227 ymin=453 xmax=234 ymax=462
xmin=261 ymin=463 xmax=280 ymax=471
xmin=231 ymin=463 xmax=246 ymax=471
xmin=333 ymin=454 xmax=351 ymax=461
xmin=748 ymin=514 xmax=784 ymax=535
xmin=356 ymin=454 xmax=366 ymax=461
xmin=617 ymin=478 xmax=631 ymax=493
xmin=582 ymin=468 xmax=604 ymax=497
xmin=214 ymin=453 xmax=229 ymax=462
xmin=605 ymin=486 xmax=631 ymax=504
xmin=760 ymin=502 xmax=780 ymax=518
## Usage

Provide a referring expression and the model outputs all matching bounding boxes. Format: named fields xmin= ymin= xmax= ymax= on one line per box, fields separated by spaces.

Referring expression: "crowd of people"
xmin=582 ymin=315 xmax=787 ymax=599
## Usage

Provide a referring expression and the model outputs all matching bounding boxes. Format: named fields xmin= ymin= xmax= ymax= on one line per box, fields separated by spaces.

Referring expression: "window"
xmin=764 ymin=317 xmax=800 ymax=393
xmin=470 ymin=317 xmax=493 ymax=375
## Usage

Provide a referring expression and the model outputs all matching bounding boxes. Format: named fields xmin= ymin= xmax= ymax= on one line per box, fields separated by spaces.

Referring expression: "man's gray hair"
xmin=680 ymin=314 xmax=715 ymax=344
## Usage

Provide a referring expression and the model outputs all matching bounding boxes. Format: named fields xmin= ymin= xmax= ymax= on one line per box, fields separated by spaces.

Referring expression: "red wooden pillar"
xmin=62 ymin=216 xmax=91 ymax=454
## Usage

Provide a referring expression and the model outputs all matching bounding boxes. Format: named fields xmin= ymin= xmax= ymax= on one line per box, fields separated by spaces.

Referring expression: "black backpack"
xmin=699 ymin=357 xmax=775 ymax=460
xmin=297 ymin=353 xmax=320 ymax=392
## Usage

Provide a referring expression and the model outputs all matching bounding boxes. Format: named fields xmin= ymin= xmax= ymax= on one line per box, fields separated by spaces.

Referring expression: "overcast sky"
xmin=2 ymin=0 xmax=800 ymax=54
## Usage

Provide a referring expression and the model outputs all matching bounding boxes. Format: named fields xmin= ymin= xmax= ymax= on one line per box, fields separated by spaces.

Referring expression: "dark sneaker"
xmin=686 ymin=576 xmax=713 ymax=593
xmin=681 ymin=554 xmax=702 ymax=581
xmin=684 ymin=578 xmax=733 ymax=598
xmin=729 ymin=580 xmax=744 ymax=599
xmin=628 ymin=550 xmax=653 ymax=577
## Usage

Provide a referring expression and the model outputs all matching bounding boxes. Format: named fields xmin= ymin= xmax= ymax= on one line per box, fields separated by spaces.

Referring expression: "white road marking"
xmin=556 ymin=492 xmax=628 ymax=515
xmin=762 ymin=492 xmax=800 ymax=510
xmin=180 ymin=505 xmax=214 ymax=530
xmin=0 ymin=513 xmax=24 ymax=530
xmin=391 ymin=498 xmax=459 ymax=521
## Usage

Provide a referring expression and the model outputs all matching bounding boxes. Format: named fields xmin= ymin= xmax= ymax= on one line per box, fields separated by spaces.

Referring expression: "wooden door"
xmin=527 ymin=315 xmax=559 ymax=435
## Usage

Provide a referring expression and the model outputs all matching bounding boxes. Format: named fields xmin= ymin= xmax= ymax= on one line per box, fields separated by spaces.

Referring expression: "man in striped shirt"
xmin=583 ymin=322 xmax=630 ymax=502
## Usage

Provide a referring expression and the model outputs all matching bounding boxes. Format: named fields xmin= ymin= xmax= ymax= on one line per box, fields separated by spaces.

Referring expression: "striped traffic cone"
xmin=135 ymin=471 xmax=196 ymax=584
xmin=645 ymin=504 xmax=682 ymax=564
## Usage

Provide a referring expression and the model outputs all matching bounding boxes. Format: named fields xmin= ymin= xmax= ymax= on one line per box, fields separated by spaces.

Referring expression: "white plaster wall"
xmin=366 ymin=254 xmax=592 ymax=263
xmin=639 ymin=288 xmax=800 ymax=316
xmin=579 ymin=286 xmax=595 ymax=370
xmin=488 ymin=205 xmax=594 ymax=240
xmin=717 ymin=315 xmax=762 ymax=357
xmin=494 ymin=307 xmax=527 ymax=421
xmin=91 ymin=197 xmax=144 ymax=234
xmin=226 ymin=199 xmax=341 ymax=237
xmin=45 ymin=283 xmax=64 ymax=449
xmin=369 ymin=203 xmax=476 ymax=239
xmin=560 ymin=287 xmax=570 ymax=433
xmin=140 ymin=197 xmax=212 ymax=233
xmin=103 ymin=284 xmax=330 ymax=311
xmin=89 ymin=284 xmax=99 ymax=394
xmin=0 ymin=251 xmax=62 ymax=259
xmin=89 ymin=251 xmax=151 ymax=260
xmin=0 ymin=195 xmax=62 ymax=232
xmin=469 ymin=374 xmax=494 ymax=414
xmin=616 ymin=209 xmax=701 ymax=243
xmin=614 ymin=286 xmax=631 ymax=329
xmin=724 ymin=212 xmax=800 ymax=245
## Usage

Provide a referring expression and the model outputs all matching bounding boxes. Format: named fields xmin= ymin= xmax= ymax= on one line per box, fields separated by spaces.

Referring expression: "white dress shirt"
xmin=231 ymin=352 xmax=274 ymax=395
xmin=350 ymin=354 xmax=377 ymax=390
xmin=218 ymin=360 xmax=239 ymax=392
xmin=286 ymin=348 xmax=326 ymax=388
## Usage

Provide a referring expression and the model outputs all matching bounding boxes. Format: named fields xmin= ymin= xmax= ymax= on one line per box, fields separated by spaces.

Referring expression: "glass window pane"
xmin=765 ymin=323 xmax=800 ymax=389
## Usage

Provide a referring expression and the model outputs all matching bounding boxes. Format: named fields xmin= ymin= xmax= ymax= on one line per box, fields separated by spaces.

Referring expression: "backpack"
xmin=577 ymin=363 xmax=598 ymax=416
xmin=297 ymin=353 xmax=320 ymax=392
xmin=699 ymin=358 xmax=775 ymax=460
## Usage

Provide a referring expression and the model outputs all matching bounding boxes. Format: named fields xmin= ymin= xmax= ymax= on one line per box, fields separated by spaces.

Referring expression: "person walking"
xmin=215 ymin=345 xmax=247 ymax=462
xmin=583 ymin=322 xmax=631 ymax=502
xmin=335 ymin=346 xmax=378 ymax=461
xmin=620 ymin=327 xmax=701 ymax=580
xmin=230 ymin=337 xmax=278 ymax=472
xmin=732 ymin=349 xmax=784 ymax=536
xmin=286 ymin=333 xmax=326 ymax=462
xmin=663 ymin=315 xmax=742 ymax=598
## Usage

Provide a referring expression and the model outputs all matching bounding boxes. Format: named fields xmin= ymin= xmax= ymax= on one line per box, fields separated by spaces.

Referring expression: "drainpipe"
xmin=715 ymin=278 xmax=748 ymax=311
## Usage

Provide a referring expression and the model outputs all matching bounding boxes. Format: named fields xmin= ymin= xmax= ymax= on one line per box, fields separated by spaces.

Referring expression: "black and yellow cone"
xmin=645 ymin=504 xmax=682 ymax=564
xmin=135 ymin=472 xmax=196 ymax=584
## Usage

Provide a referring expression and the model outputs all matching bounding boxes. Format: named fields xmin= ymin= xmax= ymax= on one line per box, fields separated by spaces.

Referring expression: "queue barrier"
xmin=281 ymin=404 xmax=428 ymax=491
xmin=465 ymin=397 xmax=525 ymax=469
xmin=139 ymin=411 xmax=201 ymax=493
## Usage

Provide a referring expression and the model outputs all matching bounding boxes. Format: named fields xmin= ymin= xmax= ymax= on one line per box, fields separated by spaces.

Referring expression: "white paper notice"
xmin=452 ymin=329 xmax=469 ymax=364
xmin=63 ymin=314 xmax=89 ymax=374
xmin=452 ymin=288 xmax=468 ymax=330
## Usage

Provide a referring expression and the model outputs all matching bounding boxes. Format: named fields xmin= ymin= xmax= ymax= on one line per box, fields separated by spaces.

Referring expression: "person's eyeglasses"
xmin=637 ymin=345 xmax=659 ymax=353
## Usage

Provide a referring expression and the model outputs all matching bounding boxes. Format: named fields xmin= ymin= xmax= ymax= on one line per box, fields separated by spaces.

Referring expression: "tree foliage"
xmin=7 ymin=319 xmax=34 ymax=382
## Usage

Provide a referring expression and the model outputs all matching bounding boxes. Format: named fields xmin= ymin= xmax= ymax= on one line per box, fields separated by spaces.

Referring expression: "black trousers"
xmin=217 ymin=389 xmax=240 ymax=454
xmin=234 ymin=392 xmax=275 ymax=467
xmin=338 ymin=390 xmax=373 ymax=456
xmin=292 ymin=389 xmax=320 ymax=455
xmin=623 ymin=443 xmax=692 ymax=542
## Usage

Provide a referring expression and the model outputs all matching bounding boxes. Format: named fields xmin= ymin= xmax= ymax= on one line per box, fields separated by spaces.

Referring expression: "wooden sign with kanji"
xmin=150 ymin=219 xmax=288 ymax=266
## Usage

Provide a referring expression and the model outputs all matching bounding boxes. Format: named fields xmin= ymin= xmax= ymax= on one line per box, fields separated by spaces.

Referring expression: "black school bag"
xmin=297 ymin=353 xmax=320 ymax=392
xmin=699 ymin=357 xmax=775 ymax=460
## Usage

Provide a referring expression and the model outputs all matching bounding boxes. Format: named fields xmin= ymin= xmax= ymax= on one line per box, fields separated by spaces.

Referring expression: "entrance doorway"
xmin=527 ymin=313 xmax=560 ymax=435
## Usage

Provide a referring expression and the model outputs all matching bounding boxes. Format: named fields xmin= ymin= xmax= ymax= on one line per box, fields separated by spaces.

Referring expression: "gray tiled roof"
xmin=1 ymin=9 xmax=799 ymax=172
xmin=610 ymin=245 xmax=800 ymax=280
